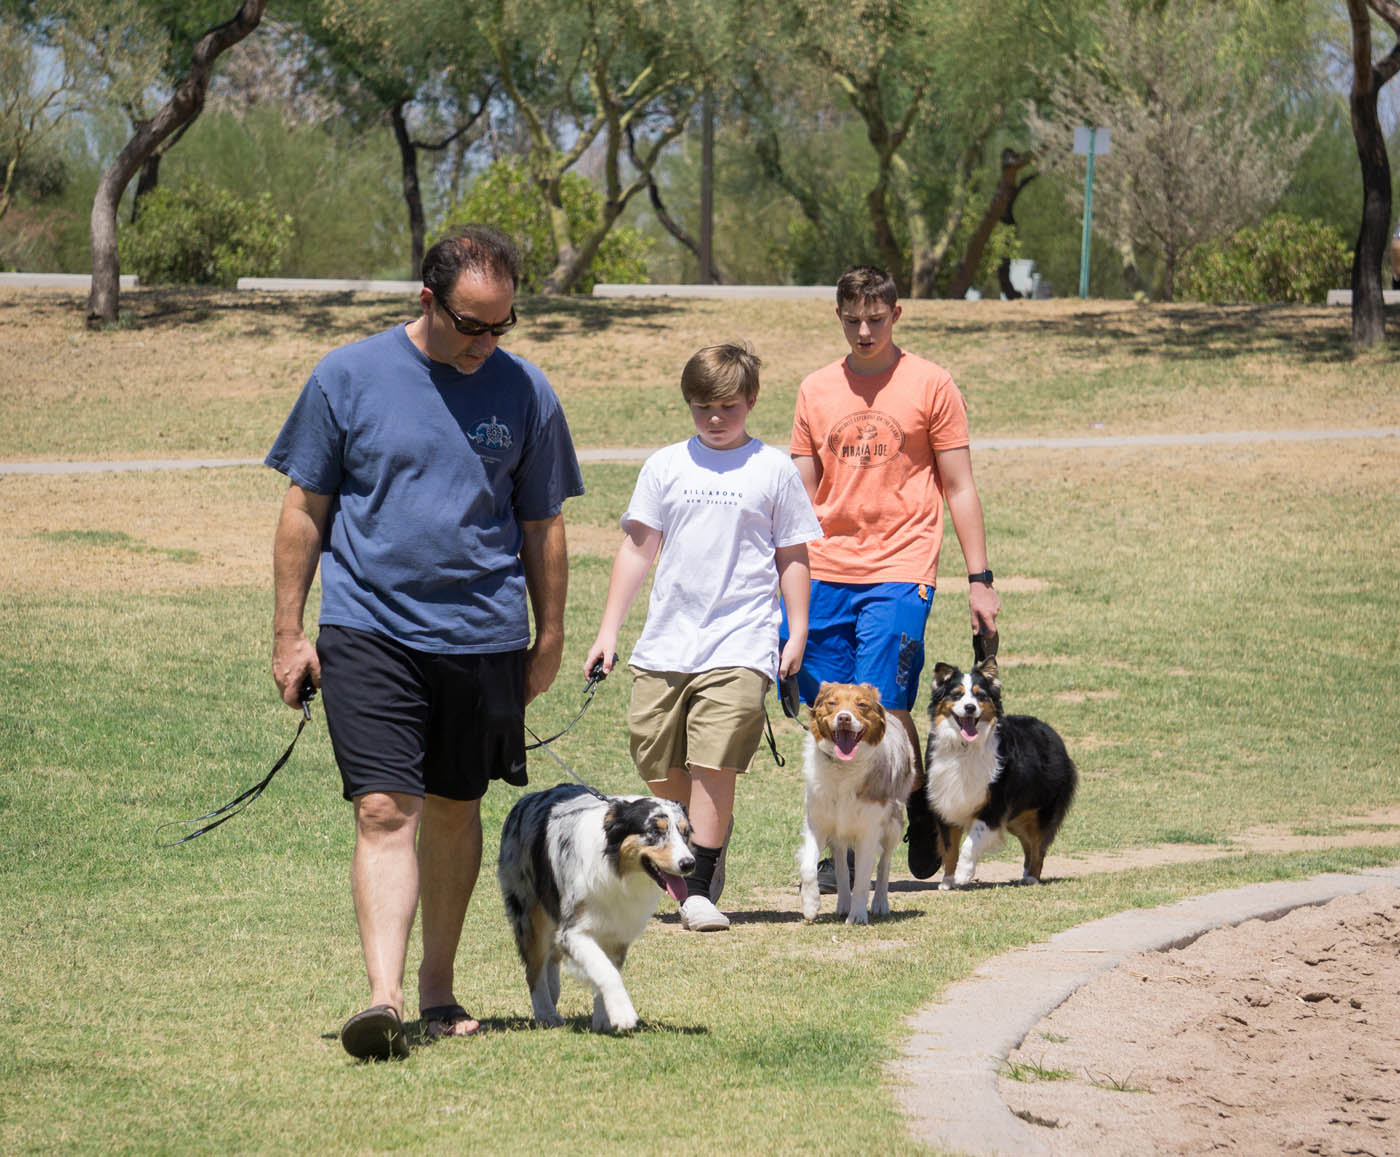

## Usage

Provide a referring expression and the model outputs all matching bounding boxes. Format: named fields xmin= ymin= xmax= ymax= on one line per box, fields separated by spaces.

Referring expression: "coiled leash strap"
xmin=157 ymin=681 xmax=316 ymax=847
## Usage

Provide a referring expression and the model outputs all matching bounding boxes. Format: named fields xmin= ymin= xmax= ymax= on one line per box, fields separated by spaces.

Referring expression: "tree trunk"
xmin=946 ymin=150 xmax=1032 ymax=300
xmin=627 ymin=124 xmax=725 ymax=284
xmin=130 ymin=150 xmax=160 ymax=224
xmin=994 ymin=170 xmax=1037 ymax=299
xmin=390 ymin=100 xmax=426 ymax=281
xmin=1345 ymin=0 xmax=1397 ymax=347
xmin=87 ymin=0 xmax=268 ymax=326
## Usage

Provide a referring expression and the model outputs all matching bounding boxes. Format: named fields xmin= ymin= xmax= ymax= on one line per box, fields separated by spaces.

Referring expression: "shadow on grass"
xmin=887 ymin=875 xmax=1075 ymax=892
xmin=904 ymin=301 xmax=1400 ymax=363
xmin=410 ymin=1014 xmax=710 ymax=1038
xmin=64 ymin=288 xmax=694 ymax=340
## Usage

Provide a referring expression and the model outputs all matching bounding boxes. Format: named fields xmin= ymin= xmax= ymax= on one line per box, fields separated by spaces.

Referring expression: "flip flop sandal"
xmin=340 ymin=1004 xmax=410 ymax=1061
xmin=421 ymin=1003 xmax=479 ymax=1039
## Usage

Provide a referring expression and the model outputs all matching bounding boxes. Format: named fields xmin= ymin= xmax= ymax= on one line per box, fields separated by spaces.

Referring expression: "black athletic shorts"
xmin=316 ymin=624 xmax=528 ymax=802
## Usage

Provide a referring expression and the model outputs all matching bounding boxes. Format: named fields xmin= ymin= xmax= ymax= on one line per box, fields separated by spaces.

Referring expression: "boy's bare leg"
xmin=417 ymin=794 xmax=482 ymax=1036
xmin=678 ymin=765 xmax=735 ymax=849
xmin=351 ymin=791 xmax=424 ymax=1017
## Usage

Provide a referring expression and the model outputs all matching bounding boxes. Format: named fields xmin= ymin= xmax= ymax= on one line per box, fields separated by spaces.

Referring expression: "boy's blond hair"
xmin=681 ymin=343 xmax=761 ymax=404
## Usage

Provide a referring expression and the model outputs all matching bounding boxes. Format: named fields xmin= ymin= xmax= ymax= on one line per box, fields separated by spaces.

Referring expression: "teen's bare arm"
xmin=272 ymin=484 xmax=333 ymax=707
xmin=934 ymin=446 xmax=1000 ymax=635
xmin=776 ymin=542 xmax=812 ymax=678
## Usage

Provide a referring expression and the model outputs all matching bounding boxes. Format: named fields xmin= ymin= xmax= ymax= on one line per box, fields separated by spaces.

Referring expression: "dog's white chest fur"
xmin=926 ymin=721 xmax=1001 ymax=827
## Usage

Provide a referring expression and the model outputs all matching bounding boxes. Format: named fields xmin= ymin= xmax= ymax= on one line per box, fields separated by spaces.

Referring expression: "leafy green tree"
xmin=118 ymin=174 xmax=292 ymax=285
xmin=482 ymin=0 xmax=724 ymax=294
xmin=1029 ymin=0 xmax=1317 ymax=300
xmin=294 ymin=0 xmax=496 ymax=278
xmin=0 ymin=9 xmax=101 ymax=226
xmin=445 ymin=157 xmax=648 ymax=293
xmin=74 ymin=0 xmax=268 ymax=322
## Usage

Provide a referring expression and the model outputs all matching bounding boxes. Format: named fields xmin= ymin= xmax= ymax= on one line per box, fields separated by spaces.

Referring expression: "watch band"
xmin=968 ymin=569 xmax=994 ymax=586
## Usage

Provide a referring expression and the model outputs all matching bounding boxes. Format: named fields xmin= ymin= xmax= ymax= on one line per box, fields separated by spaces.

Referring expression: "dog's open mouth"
xmin=643 ymin=859 xmax=689 ymax=902
xmin=959 ymin=714 xmax=980 ymax=741
xmin=832 ymin=723 xmax=863 ymax=760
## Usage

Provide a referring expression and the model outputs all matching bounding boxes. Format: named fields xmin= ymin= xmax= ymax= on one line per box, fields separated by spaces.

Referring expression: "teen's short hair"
xmin=681 ymin=343 xmax=761 ymax=404
xmin=422 ymin=225 xmax=522 ymax=298
xmin=836 ymin=264 xmax=898 ymax=309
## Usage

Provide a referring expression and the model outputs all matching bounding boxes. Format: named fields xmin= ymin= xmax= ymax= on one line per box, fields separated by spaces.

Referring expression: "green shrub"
xmin=443 ymin=157 xmax=649 ymax=293
xmin=1178 ymin=214 xmax=1351 ymax=304
xmin=119 ymin=177 xmax=294 ymax=287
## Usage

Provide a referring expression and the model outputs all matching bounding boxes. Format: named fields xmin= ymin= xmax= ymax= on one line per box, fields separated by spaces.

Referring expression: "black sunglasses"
xmin=437 ymin=297 xmax=517 ymax=337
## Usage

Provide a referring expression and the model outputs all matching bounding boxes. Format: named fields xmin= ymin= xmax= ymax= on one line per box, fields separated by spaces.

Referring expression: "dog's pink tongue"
xmin=960 ymin=716 xmax=979 ymax=740
xmin=833 ymin=728 xmax=860 ymax=761
xmin=662 ymin=874 xmax=688 ymax=903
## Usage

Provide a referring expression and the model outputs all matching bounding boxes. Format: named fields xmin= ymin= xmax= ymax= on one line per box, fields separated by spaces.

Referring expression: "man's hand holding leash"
xmin=273 ymin=630 xmax=320 ymax=710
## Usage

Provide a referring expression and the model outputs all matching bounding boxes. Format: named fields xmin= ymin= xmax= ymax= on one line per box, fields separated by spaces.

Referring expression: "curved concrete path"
xmin=889 ymin=865 xmax=1400 ymax=1156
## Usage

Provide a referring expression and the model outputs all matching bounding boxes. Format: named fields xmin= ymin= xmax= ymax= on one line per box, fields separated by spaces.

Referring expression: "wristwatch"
xmin=967 ymin=569 xmax=994 ymax=586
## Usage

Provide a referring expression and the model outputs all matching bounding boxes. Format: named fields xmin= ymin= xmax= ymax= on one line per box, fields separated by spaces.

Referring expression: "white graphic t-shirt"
xmin=623 ymin=437 xmax=822 ymax=681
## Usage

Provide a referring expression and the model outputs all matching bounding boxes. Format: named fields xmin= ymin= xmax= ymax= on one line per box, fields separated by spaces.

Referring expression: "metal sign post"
xmin=1074 ymin=126 xmax=1110 ymax=299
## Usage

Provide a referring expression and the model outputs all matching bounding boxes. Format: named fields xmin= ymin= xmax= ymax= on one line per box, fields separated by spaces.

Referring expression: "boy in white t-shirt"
xmin=584 ymin=344 xmax=823 ymax=931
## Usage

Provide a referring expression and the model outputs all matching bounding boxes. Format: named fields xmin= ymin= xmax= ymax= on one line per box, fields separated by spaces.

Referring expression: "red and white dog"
xmin=798 ymin=683 xmax=916 ymax=924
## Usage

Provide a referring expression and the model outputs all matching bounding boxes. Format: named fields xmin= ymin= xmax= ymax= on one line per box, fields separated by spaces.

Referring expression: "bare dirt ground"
xmin=999 ymin=885 xmax=1400 ymax=1157
xmin=742 ymin=813 xmax=1400 ymax=1155
xmin=960 ymin=813 xmax=1400 ymax=1157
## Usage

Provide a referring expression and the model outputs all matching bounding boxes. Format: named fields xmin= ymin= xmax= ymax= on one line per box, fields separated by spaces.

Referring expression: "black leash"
xmin=523 ymin=655 xmax=617 ymax=800
xmin=760 ymin=674 xmax=806 ymax=766
xmin=158 ymin=681 xmax=317 ymax=847
xmin=523 ymin=654 xmax=615 ymax=750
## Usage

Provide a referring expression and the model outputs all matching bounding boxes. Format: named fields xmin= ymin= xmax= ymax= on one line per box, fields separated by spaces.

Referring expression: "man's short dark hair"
xmin=422 ymin=225 xmax=523 ymax=298
xmin=836 ymin=264 xmax=898 ymax=309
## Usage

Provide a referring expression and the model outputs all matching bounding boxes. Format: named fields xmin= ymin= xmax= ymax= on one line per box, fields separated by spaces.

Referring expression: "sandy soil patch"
xmin=999 ymin=886 xmax=1400 ymax=1156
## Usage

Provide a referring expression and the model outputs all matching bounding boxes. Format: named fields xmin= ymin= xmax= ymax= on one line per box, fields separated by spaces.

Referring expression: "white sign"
xmin=1073 ymin=126 xmax=1111 ymax=156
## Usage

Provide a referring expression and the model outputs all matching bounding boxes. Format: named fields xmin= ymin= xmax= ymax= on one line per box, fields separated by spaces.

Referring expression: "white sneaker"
xmin=680 ymin=894 xmax=730 ymax=931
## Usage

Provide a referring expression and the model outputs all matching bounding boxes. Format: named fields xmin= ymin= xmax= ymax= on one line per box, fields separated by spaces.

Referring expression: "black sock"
xmin=685 ymin=843 xmax=722 ymax=902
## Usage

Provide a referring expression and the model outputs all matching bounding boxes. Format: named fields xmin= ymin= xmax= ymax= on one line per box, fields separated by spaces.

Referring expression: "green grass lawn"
xmin=0 ymin=291 xmax=1397 ymax=1154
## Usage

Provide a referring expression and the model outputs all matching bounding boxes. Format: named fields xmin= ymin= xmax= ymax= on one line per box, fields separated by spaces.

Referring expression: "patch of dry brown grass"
xmin=2 ymin=289 xmax=1395 ymax=461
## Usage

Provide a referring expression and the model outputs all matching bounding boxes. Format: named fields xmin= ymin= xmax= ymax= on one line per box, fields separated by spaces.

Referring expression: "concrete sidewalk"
xmin=890 ymin=865 xmax=1400 ymax=1156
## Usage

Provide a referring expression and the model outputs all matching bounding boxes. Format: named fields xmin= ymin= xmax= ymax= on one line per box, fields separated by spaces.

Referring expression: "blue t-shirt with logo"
xmin=266 ymin=324 xmax=584 ymax=653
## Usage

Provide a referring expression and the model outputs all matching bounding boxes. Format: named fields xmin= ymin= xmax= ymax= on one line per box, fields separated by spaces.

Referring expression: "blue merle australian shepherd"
xmin=497 ymin=784 xmax=694 ymax=1033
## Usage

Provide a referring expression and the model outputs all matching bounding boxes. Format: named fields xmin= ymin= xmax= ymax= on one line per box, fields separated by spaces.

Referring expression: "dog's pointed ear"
xmin=933 ymin=662 xmax=956 ymax=686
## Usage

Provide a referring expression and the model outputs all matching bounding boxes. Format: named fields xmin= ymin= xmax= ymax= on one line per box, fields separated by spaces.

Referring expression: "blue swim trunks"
xmin=779 ymin=580 xmax=934 ymax=711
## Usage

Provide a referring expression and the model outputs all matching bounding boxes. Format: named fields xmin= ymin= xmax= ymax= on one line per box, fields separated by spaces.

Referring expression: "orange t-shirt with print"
xmin=789 ymin=350 xmax=969 ymax=585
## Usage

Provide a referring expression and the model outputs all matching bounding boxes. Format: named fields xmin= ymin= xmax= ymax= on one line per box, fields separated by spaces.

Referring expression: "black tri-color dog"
xmin=497 ymin=784 xmax=694 ymax=1033
xmin=923 ymin=658 xmax=1077 ymax=889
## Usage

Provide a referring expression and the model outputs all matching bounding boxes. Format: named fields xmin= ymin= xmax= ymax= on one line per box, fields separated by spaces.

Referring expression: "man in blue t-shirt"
xmin=267 ymin=225 xmax=584 ymax=1060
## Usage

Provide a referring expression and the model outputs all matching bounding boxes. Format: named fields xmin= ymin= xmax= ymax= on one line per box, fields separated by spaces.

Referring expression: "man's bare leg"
xmin=416 ymin=794 xmax=482 ymax=1036
xmin=351 ymin=790 xmax=424 ymax=1017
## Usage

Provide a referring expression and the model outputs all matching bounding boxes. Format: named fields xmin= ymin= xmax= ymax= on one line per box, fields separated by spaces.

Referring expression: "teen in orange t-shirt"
xmin=783 ymin=265 xmax=999 ymax=880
